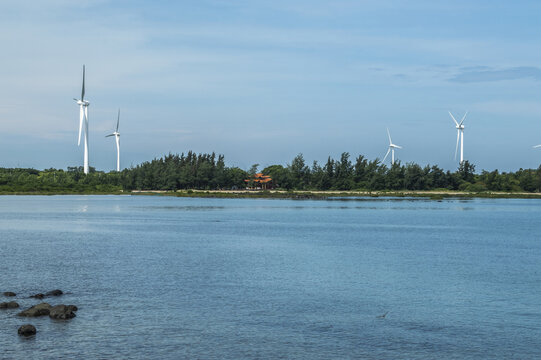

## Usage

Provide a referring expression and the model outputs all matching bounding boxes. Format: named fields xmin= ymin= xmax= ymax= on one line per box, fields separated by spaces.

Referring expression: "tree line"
xmin=261 ymin=153 xmax=541 ymax=192
xmin=1 ymin=151 xmax=541 ymax=193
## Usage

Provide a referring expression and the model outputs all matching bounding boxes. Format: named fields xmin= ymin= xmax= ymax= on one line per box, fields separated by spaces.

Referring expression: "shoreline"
xmin=160 ymin=189 xmax=541 ymax=199
xmin=3 ymin=189 xmax=541 ymax=199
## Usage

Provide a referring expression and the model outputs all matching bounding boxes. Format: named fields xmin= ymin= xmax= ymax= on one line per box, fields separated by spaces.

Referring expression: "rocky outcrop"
xmin=18 ymin=324 xmax=37 ymax=336
xmin=0 ymin=301 xmax=19 ymax=309
xmin=45 ymin=289 xmax=63 ymax=297
xmin=49 ymin=305 xmax=77 ymax=320
xmin=17 ymin=303 xmax=52 ymax=317
xmin=30 ymin=290 xmax=63 ymax=299
xmin=3 ymin=292 xmax=16 ymax=297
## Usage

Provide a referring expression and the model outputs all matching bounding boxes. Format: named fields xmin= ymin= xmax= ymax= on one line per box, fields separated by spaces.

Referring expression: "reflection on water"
xmin=137 ymin=205 xmax=227 ymax=211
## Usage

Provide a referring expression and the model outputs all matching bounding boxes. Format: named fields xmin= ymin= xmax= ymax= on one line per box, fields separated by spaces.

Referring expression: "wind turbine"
xmin=106 ymin=109 xmax=121 ymax=172
xmin=449 ymin=111 xmax=467 ymax=164
xmin=382 ymin=127 xmax=402 ymax=165
xmin=74 ymin=65 xmax=90 ymax=174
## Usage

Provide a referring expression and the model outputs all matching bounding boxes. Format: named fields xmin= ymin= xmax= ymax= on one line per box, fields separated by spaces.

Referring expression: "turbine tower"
xmin=74 ymin=65 xmax=90 ymax=174
xmin=106 ymin=109 xmax=121 ymax=172
xmin=449 ymin=111 xmax=467 ymax=164
xmin=382 ymin=127 xmax=402 ymax=165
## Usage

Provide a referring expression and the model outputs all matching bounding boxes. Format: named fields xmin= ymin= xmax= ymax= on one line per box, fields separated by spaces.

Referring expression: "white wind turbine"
xmin=106 ymin=109 xmax=121 ymax=172
xmin=74 ymin=65 xmax=90 ymax=174
xmin=382 ymin=127 xmax=402 ymax=165
xmin=449 ymin=111 xmax=467 ymax=164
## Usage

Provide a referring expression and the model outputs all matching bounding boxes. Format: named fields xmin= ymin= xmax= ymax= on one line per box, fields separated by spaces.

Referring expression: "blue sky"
xmin=1 ymin=0 xmax=541 ymax=171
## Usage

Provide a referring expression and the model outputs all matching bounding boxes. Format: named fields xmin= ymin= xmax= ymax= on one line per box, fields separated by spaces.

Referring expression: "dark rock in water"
xmin=3 ymin=292 xmax=16 ymax=297
xmin=0 ymin=301 xmax=19 ymax=309
xmin=18 ymin=324 xmax=36 ymax=336
xmin=30 ymin=290 xmax=63 ymax=299
xmin=17 ymin=303 xmax=52 ymax=317
xmin=49 ymin=305 xmax=76 ymax=320
xmin=45 ymin=289 xmax=63 ymax=297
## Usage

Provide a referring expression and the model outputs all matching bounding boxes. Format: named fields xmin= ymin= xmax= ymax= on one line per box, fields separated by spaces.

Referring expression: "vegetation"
xmin=261 ymin=153 xmax=541 ymax=193
xmin=1 ymin=151 xmax=541 ymax=195
xmin=0 ymin=167 xmax=123 ymax=194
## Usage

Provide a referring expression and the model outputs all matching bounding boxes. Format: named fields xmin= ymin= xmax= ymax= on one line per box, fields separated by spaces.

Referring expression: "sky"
xmin=1 ymin=0 xmax=541 ymax=172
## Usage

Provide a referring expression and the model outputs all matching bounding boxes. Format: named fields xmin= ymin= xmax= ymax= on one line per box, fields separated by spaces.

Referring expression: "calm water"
xmin=0 ymin=195 xmax=540 ymax=359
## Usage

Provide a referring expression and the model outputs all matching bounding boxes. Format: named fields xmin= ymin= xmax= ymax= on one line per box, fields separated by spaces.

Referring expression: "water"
xmin=0 ymin=195 xmax=540 ymax=359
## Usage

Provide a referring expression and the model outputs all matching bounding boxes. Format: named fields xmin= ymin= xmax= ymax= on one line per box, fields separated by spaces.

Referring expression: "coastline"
xmin=3 ymin=189 xmax=541 ymax=199
xmin=164 ymin=189 xmax=541 ymax=199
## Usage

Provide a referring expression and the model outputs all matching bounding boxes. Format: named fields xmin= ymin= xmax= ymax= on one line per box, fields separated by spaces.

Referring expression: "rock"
xmin=17 ymin=303 xmax=52 ymax=317
xmin=49 ymin=305 xmax=76 ymax=320
xmin=18 ymin=324 xmax=36 ymax=336
xmin=30 ymin=290 xmax=63 ymax=299
xmin=3 ymin=292 xmax=16 ymax=297
xmin=45 ymin=289 xmax=63 ymax=297
xmin=0 ymin=301 xmax=19 ymax=309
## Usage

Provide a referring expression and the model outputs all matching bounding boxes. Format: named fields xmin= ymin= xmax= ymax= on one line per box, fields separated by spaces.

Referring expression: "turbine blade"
xmin=382 ymin=148 xmax=391 ymax=162
xmin=395 ymin=145 xmax=403 ymax=149
xmin=449 ymin=111 xmax=459 ymax=126
xmin=105 ymin=134 xmax=115 ymax=137
xmin=386 ymin=127 xmax=392 ymax=144
xmin=459 ymin=111 xmax=468 ymax=125
xmin=78 ymin=106 xmax=83 ymax=146
xmin=116 ymin=108 xmax=120 ymax=132
xmin=81 ymin=65 xmax=85 ymax=101
xmin=533 ymin=144 xmax=541 ymax=148
xmin=455 ymin=129 xmax=460 ymax=160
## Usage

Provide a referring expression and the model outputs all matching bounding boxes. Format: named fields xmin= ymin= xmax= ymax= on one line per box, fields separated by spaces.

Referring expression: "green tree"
xmin=333 ymin=152 xmax=354 ymax=190
xmin=458 ymin=161 xmax=476 ymax=183
xmin=288 ymin=154 xmax=310 ymax=190
xmin=262 ymin=165 xmax=291 ymax=189
xmin=248 ymin=164 xmax=259 ymax=176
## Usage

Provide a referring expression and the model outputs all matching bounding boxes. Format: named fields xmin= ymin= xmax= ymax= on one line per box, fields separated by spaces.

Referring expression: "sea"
xmin=0 ymin=195 xmax=539 ymax=359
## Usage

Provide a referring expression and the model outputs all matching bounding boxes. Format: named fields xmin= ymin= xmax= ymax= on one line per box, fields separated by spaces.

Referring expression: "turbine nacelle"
xmin=450 ymin=111 xmax=467 ymax=128
xmin=74 ymin=99 xmax=89 ymax=106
